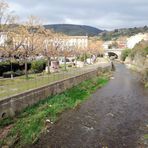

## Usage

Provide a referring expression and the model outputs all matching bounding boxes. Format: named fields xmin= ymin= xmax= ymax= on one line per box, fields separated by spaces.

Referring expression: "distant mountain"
xmin=100 ymin=26 xmax=148 ymax=41
xmin=44 ymin=24 xmax=103 ymax=36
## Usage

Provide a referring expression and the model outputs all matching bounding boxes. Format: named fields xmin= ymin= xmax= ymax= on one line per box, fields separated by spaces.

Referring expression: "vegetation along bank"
xmin=121 ymin=40 xmax=148 ymax=87
xmin=0 ymin=72 xmax=111 ymax=148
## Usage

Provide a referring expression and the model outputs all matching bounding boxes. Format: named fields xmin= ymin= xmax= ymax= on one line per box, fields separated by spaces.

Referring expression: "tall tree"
xmin=59 ymin=36 xmax=74 ymax=71
xmin=19 ymin=16 xmax=44 ymax=78
xmin=2 ymin=26 xmax=25 ymax=78
xmin=0 ymin=0 xmax=17 ymax=34
xmin=40 ymin=29 xmax=56 ymax=74
xmin=89 ymin=40 xmax=104 ymax=59
xmin=0 ymin=0 xmax=18 ymax=76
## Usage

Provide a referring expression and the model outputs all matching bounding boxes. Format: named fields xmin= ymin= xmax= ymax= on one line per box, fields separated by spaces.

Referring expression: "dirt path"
xmin=33 ymin=63 xmax=148 ymax=148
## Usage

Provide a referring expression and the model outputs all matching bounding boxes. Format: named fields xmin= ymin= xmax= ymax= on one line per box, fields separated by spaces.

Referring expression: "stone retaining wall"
xmin=0 ymin=65 xmax=111 ymax=119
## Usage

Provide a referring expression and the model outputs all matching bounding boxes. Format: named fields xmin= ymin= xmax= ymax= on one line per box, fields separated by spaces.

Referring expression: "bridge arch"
xmin=108 ymin=52 xmax=118 ymax=59
xmin=104 ymin=48 xmax=123 ymax=59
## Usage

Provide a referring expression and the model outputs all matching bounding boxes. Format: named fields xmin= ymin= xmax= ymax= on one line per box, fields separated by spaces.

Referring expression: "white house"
xmin=127 ymin=33 xmax=148 ymax=49
xmin=0 ymin=32 xmax=7 ymax=46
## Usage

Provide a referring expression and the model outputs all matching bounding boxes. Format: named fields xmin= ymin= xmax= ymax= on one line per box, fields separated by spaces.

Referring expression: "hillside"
xmin=44 ymin=24 xmax=103 ymax=36
xmin=100 ymin=26 xmax=148 ymax=41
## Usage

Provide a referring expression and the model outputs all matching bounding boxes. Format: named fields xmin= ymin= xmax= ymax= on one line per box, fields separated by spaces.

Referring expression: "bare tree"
xmin=18 ymin=16 xmax=44 ymax=78
xmin=59 ymin=36 xmax=73 ymax=71
xmin=2 ymin=26 xmax=25 ymax=78
xmin=0 ymin=0 xmax=17 ymax=35
xmin=73 ymin=45 xmax=82 ymax=67
xmin=89 ymin=39 xmax=104 ymax=62
xmin=40 ymin=29 xmax=56 ymax=74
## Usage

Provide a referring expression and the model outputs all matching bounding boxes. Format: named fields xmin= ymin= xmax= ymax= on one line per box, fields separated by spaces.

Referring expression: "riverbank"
xmin=0 ymin=72 xmax=111 ymax=148
xmin=32 ymin=63 xmax=148 ymax=148
xmin=124 ymin=62 xmax=148 ymax=88
xmin=120 ymin=42 xmax=148 ymax=88
xmin=0 ymin=63 xmax=103 ymax=100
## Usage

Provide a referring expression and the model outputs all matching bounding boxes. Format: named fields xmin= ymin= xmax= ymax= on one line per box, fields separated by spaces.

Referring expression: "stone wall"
xmin=0 ymin=65 xmax=111 ymax=119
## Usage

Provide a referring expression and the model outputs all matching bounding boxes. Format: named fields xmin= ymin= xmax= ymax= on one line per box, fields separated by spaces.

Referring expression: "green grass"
xmin=0 ymin=73 xmax=110 ymax=147
xmin=144 ymin=134 xmax=148 ymax=140
xmin=0 ymin=117 xmax=14 ymax=128
xmin=145 ymin=82 xmax=148 ymax=88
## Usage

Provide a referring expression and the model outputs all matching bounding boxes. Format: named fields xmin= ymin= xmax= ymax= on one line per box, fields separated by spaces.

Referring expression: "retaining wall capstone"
xmin=0 ymin=64 xmax=111 ymax=119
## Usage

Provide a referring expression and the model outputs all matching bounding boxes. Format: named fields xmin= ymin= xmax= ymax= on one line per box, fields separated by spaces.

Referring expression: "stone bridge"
xmin=104 ymin=48 xmax=124 ymax=59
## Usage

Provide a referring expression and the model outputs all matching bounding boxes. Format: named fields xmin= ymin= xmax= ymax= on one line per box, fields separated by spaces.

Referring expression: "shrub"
xmin=15 ymin=70 xmax=24 ymax=76
xmin=31 ymin=60 xmax=46 ymax=73
xmin=121 ymin=48 xmax=131 ymax=61
xmin=77 ymin=54 xmax=89 ymax=62
xmin=143 ymin=68 xmax=148 ymax=83
xmin=0 ymin=61 xmax=31 ymax=76
xmin=3 ymin=71 xmax=15 ymax=78
xmin=144 ymin=47 xmax=148 ymax=55
xmin=130 ymin=40 xmax=148 ymax=60
xmin=67 ymin=64 xmax=72 ymax=67
xmin=2 ymin=70 xmax=24 ymax=78
xmin=28 ymin=69 xmax=35 ymax=74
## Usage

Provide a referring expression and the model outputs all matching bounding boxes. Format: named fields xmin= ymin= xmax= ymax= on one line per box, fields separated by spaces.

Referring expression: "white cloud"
xmin=6 ymin=0 xmax=148 ymax=30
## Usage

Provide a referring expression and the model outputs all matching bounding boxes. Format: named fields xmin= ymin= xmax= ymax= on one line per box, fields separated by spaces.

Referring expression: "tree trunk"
xmin=90 ymin=54 xmax=91 ymax=64
xmin=75 ymin=56 xmax=77 ymax=67
xmin=64 ymin=56 xmax=67 ymax=71
xmin=25 ymin=58 xmax=28 ymax=79
xmin=47 ymin=57 xmax=51 ymax=74
xmin=84 ymin=54 xmax=86 ymax=64
xmin=10 ymin=58 xmax=13 ymax=79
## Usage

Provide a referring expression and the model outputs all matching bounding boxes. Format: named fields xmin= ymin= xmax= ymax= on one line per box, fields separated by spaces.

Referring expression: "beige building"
xmin=59 ymin=36 xmax=88 ymax=49
xmin=0 ymin=32 xmax=88 ymax=51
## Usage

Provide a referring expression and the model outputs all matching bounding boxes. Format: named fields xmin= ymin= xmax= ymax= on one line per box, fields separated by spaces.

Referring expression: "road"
xmin=33 ymin=63 xmax=148 ymax=148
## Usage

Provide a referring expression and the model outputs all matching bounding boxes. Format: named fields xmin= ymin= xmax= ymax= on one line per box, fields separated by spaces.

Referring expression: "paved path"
xmin=33 ymin=63 xmax=148 ymax=148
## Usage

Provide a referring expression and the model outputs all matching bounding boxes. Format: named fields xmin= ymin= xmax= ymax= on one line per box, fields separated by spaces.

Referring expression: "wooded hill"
xmin=100 ymin=26 xmax=148 ymax=41
xmin=44 ymin=24 xmax=103 ymax=36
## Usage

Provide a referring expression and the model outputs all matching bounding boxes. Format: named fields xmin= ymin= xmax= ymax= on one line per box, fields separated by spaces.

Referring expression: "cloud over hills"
xmin=7 ymin=0 xmax=148 ymax=30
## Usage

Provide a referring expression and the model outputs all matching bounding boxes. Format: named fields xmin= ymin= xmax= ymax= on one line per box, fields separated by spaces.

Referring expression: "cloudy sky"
xmin=6 ymin=0 xmax=148 ymax=30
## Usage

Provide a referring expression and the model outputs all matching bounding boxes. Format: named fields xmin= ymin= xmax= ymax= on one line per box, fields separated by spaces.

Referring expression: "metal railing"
xmin=0 ymin=63 xmax=105 ymax=100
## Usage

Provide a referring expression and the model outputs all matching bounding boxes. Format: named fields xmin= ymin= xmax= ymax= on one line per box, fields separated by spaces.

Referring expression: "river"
xmin=33 ymin=63 xmax=148 ymax=148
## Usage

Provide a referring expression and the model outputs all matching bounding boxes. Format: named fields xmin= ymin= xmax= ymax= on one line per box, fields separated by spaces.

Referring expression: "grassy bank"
xmin=0 ymin=72 xmax=110 ymax=147
xmin=0 ymin=64 xmax=98 ymax=100
xmin=126 ymin=64 xmax=148 ymax=88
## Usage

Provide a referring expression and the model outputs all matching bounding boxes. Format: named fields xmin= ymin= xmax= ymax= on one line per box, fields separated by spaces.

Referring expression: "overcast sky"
xmin=6 ymin=0 xmax=148 ymax=30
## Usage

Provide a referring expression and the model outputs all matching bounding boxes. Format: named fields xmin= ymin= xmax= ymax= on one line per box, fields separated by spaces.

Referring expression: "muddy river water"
xmin=33 ymin=63 xmax=148 ymax=148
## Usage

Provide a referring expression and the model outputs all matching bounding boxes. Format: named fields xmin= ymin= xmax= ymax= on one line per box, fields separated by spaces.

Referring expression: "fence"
xmin=0 ymin=63 xmax=108 ymax=101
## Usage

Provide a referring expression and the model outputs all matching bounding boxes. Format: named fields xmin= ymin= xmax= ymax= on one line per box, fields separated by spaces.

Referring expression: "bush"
xmin=121 ymin=49 xmax=131 ymax=61
xmin=67 ymin=64 xmax=72 ymax=67
xmin=77 ymin=54 xmax=89 ymax=62
xmin=144 ymin=47 xmax=148 ymax=55
xmin=0 ymin=61 xmax=31 ymax=76
xmin=15 ymin=70 xmax=24 ymax=76
xmin=31 ymin=60 xmax=46 ymax=73
xmin=3 ymin=71 xmax=15 ymax=78
xmin=143 ymin=69 xmax=148 ymax=83
xmin=2 ymin=70 xmax=24 ymax=78
xmin=130 ymin=40 xmax=148 ymax=60
xmin=28 ymin=69 xmax=35 ymax=74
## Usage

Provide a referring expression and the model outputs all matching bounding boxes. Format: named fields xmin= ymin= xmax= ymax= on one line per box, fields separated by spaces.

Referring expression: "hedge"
xmin=0 ymin=61 xmax=31 ymax=76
